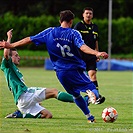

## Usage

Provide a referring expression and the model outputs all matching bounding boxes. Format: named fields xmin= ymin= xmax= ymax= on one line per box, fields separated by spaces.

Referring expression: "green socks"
xmin=24 ymin=113 xmax=41 ymax=118
xmin=15 ymin=112 xmax=41 ymax=118
xmin=57 ymin=91 xmax=89 ymax=105
xmin=57 ymin=91 xmax=74 ymax=103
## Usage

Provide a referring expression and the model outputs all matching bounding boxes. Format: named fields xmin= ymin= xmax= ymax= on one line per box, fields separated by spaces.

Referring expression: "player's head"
xmin=83 ymin=7 xmax=93 ymax=13
xmin=9 ymin=48 xmax=20 ymax=65
xmin=82 ymin=7 xmax=93 ymax=22
xmin=59 ymin=10 xmax=75 ymax=27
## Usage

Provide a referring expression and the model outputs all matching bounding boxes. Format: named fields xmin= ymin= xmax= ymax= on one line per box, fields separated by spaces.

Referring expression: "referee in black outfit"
xmin=74 ymin=7 xmax=105 ymax=104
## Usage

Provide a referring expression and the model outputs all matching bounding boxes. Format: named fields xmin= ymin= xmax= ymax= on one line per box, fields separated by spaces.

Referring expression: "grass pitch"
xmin=0 ymin=68 xmax=132 ymax=133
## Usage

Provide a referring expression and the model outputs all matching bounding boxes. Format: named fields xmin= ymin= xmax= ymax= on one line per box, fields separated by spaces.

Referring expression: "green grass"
xmin=0 ymin=68 xmax=132 ymax=133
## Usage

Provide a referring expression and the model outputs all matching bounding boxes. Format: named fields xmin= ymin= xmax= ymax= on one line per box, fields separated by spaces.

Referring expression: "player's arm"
xmin=4 ymin=29 xmax=13 ymax=60
xmin=11 ymin=37 xmax=32 ymax=48
xmin=0 ymin=37 xmax=32 ymax=49
xmin=80 ymin=44 xmax=108 ymax=59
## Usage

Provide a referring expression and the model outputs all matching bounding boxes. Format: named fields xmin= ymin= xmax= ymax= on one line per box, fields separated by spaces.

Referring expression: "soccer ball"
xmin=102 ymin=107 xmax=118 ymax=123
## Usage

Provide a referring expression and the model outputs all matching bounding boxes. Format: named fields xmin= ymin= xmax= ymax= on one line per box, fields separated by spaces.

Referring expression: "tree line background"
xmin=0 ymin=0 xmax=133 ymax=18
xmin=0 ymin=0 xmax=132 ymax=55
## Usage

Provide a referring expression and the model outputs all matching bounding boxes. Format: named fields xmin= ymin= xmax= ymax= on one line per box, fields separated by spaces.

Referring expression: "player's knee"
xmin=45 ymin=88 xmax=58 ymax=98
xmin=41 ymin=110 xmax=53 ymax=118
xmin=41 ymin=114 xmax=53 ymax=119
xmin=43 ymin=113 xmax=52 ymax=119
xmin=47 ymin=113 xmax=53 ymax=118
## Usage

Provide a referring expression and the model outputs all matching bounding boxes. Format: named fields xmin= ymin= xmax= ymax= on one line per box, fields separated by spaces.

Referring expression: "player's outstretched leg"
xmin=74 ymin=95 xmax=96 ymax=123
xmin=5 ymin=92 xmax=89 ymax=119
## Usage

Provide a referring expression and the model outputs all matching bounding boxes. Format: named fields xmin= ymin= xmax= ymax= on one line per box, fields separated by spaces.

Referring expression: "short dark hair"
xmin=60 ymin=10 xmax=75 ymax=23
xmin=83 ymin=7 xmax=93 ymax=13
xmin=9 ymin=48 xmax=17 ymax=56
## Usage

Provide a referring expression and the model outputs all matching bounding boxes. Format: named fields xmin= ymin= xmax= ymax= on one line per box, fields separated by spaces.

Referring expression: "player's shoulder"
xmin=71 ymin=28 xmax=81 ymax=34
xmin=45 ymin=27 xmax=55 ymax=31
xmin=91 ymin=22 xmax=98 ymax=31
xmin=1 ymin=57 xmax=12 ymax=70
xmin=91 ymin=22 xmax=98 ymax=27
xmin=40 ymin=27 xmax=55 ymax=35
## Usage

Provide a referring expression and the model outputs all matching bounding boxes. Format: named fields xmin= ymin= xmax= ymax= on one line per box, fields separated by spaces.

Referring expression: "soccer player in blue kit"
xmin=0 ymin=10 xmax=108 ymax=123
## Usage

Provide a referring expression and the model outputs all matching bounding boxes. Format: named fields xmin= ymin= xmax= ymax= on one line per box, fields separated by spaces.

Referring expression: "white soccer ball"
xmin=102 ymin=107 xmax=118 ymax=123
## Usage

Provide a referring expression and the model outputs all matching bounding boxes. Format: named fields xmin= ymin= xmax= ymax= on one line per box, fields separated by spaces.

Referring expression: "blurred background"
xmin=0 ymin=0 xmax=132 ymax=69
xmin=0 ymin=0 xmax=132 ymax=18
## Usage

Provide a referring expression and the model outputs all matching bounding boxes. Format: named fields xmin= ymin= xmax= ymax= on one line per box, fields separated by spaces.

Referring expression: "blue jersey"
xmin=30 ymin=27 xmax=86 ymax=71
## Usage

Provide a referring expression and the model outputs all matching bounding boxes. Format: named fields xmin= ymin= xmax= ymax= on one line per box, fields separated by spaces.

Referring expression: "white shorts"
xmin=17 ymin=87 xmax=46 ymax=117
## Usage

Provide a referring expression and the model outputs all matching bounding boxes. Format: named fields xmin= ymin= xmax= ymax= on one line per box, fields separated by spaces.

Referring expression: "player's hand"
xmin=101 ymin=52 xmax=108 ymax=59
xmin=96 ymin=52 xmax=108 ymax=59
xmin=7 ymin=29 xmax=13 ymax=39
xmin=0 ymin=41 xmax=10 ymax=49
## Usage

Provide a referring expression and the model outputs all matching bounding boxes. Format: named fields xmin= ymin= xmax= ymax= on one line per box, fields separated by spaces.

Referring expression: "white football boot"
xmin=86 ymin=90 xmax=96 ymax=104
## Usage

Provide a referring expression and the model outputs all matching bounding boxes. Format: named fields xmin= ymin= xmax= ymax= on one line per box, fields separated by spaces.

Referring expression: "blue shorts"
xmin=56 ymin=70 xmax=96 ymax=97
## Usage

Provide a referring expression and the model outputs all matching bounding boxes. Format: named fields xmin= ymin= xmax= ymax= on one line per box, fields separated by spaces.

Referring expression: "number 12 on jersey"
xmin=56 ymin=43 xmax=74 ymax=57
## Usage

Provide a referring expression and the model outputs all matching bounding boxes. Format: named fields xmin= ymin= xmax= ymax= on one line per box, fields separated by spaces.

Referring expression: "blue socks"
xmin=74 ymin=95 xmax=90 ymax=115
xmin=92 ymin=89 xmax=99 ymax=99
